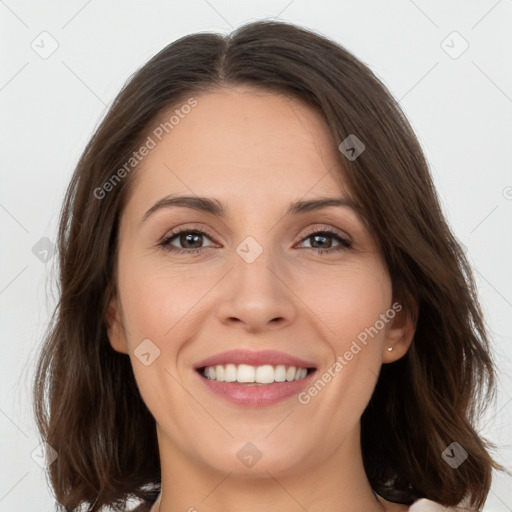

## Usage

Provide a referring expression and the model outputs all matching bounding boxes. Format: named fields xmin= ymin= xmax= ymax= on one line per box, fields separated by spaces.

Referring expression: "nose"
xmin=214 ymin=248 xmax=298 ymax=333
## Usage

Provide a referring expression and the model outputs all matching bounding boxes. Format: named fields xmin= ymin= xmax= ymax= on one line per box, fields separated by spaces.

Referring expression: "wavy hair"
xmin=32 ymin=19 xmax=503 ymax=511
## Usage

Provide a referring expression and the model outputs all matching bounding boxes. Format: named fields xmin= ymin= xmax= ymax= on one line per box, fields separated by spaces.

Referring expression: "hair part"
xmin=33 ymin=19 xmax=503 ymax=511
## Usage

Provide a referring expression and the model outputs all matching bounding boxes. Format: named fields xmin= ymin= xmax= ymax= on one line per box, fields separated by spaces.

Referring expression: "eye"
xmin=157 ymin=225 xmax=352 ymax=256
xmin=296 ymin=228 xmax=352 ymax=255
xmin=158 ymin=227 xmax=217 ymax=254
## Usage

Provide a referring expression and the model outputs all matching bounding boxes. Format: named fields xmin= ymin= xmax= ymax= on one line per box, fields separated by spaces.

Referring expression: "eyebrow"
xmin=141 ymin=195 xmax=361 ymax=224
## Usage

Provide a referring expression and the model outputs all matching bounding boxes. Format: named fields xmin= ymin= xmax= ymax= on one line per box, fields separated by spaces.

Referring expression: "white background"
xmin=0 ymin=1 xmax=511 ymax=510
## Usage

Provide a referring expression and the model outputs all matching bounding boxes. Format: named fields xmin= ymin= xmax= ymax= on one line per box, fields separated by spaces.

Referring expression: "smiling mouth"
xmin=197 ymin=363 xmax=316 ymax=385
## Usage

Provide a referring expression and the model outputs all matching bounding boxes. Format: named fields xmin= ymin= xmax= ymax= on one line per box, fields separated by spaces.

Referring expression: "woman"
xmin=33 ymin=20 xmax=503 ymax=512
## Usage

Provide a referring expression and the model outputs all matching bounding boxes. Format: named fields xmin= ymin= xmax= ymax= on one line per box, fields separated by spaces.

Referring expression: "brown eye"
xmin=297 ymin=229 xmax=352 ymax=254
xmin=159 ymin=228 xmax=217 ymax=254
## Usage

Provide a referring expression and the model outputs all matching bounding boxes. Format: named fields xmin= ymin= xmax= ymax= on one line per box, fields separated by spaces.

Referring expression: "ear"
xmin=382 ymin=298 xmax=418 ymax=364
xmin=105 ymin=295 xmax=129 ymax=354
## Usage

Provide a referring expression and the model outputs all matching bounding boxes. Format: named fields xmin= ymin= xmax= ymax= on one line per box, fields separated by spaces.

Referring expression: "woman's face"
xmin=107 ymin=85 xmax=414 ymax=478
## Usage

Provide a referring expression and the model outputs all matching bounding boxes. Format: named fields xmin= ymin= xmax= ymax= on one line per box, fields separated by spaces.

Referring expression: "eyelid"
xmin=158 ymin=222 xmax=353 ymax=254
xmin=158 ymin=223 xmax=219 ymax=248
xmin=160 ymin=222 xmax=351 ymax=242
xmin=298 ymin=224 xmax=351 ymax=243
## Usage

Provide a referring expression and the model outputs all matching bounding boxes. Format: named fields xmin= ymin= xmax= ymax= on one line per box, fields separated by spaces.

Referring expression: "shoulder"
xmin=408 ymin=498 xmax=464 ymax=511
xmin=128 ymin=490 xmax=160 ymax=511
xmin=128 ymin=501 xmax=154 ymax=512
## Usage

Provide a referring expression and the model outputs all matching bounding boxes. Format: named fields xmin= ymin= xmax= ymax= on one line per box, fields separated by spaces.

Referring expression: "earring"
xmin=387 ymin=347 xmax=393 ymax=351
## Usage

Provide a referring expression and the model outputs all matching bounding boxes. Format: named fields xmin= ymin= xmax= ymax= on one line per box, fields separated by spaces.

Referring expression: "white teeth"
xmin=224 ymin=364 xmax=237 ymax=382
xmin=202 ymin=364 xmax=310 ymax=384
xmin=237 ymin=364 xmax=255 ymax=383
xmin=255 ymin=365 xmax=274 ymax=384
xmin=274 ymin=365 xmax=287 ymax=382
xmin=215 ymin=365 xmax=224 ymax=381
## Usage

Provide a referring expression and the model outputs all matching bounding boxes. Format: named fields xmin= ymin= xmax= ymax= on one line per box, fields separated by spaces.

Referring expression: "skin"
xmin=106 ymin=85 xmax=416 ymax=512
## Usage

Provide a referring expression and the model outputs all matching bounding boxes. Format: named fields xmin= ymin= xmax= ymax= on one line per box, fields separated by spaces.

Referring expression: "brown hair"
xmin=32 ymin=19 xmax=504 ymax=511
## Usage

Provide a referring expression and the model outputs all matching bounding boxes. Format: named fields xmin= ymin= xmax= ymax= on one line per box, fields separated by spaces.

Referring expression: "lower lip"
xmin=195 ymin=369 xmax=317 ymax=407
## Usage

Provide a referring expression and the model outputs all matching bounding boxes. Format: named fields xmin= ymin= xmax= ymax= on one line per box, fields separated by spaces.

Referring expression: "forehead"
xmin=125 ymin=86 xmax=349 ymax=217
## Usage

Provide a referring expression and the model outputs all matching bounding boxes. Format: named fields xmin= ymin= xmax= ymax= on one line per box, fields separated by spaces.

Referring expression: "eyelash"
xmin=157 ymin=225 xmax=352 ymax=256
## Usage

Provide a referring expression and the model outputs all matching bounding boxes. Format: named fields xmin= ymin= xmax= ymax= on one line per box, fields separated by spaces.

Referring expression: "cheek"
xmin=296 ymin=263 xmax=392 ymax=348
xmin=115 ymin=263 xmax=196 ymax=423
xmin=119 ymin=248 xmax=391 ymax=354
xmin=118 ymin=254 xmax=215 ymax=338
xmin=296 ymin=263 xmax=391 ymax=408
xmin=115 ymin=257 xmax=218 ymax=405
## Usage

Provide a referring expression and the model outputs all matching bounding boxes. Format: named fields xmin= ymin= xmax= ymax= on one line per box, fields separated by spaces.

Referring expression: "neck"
xmin=153 ymin=423 xmax=388 ymax=512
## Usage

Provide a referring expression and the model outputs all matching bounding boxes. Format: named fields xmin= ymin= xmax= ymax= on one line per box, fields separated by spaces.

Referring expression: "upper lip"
xmin=194 ymin=349 xmax=317 ymax=370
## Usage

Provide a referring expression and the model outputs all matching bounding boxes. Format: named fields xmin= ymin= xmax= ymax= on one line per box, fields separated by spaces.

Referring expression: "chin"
xmin=198 ymin=439 xmax=311 ymax=478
